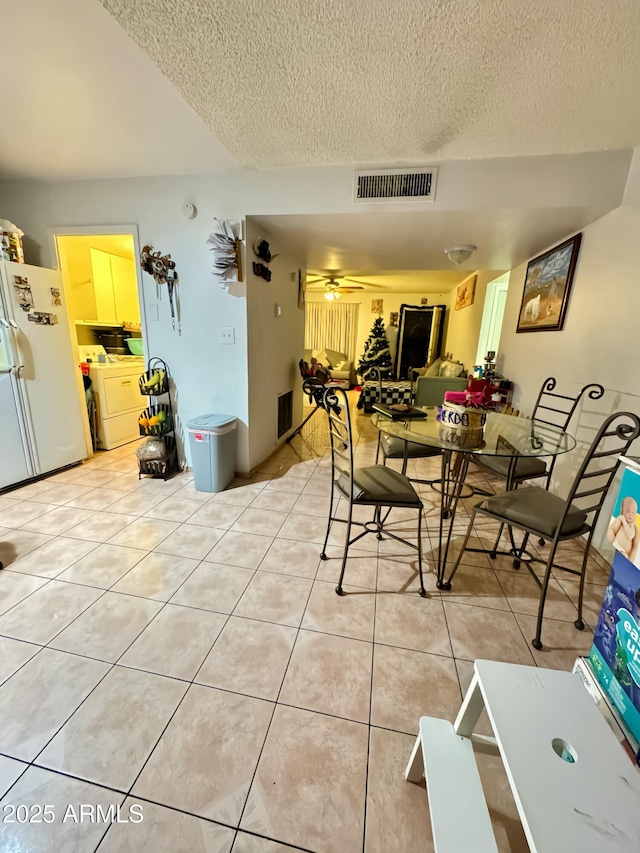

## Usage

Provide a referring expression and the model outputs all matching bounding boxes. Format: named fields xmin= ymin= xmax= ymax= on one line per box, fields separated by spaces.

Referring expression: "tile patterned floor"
xmin=0 ymin=395 xmax=609 ymax=852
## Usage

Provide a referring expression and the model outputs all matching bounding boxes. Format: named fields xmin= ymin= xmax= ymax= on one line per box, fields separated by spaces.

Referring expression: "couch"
xmin=413 ymin=375 xmax=468 ymax=407
xmin=303 ymin=348 xmax=355 ymax=387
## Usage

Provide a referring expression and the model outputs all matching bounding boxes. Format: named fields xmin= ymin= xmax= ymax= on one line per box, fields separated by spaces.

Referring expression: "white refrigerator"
xmin=0 ymin=260 xmax=86 ymax=490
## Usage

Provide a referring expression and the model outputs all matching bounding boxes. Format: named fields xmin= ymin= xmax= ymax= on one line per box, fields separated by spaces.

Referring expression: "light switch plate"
xmin=219 ymin=326 xmax=235 ymax=344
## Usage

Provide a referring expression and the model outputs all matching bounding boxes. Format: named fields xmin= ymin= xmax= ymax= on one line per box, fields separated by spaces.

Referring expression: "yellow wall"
xmin=57 ymin=234 xmax=139 ymax=326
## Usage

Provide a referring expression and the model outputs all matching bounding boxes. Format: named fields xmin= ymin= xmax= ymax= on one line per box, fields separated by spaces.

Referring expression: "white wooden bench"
xmin=405 ymin=716 xmax=498 ymax=852
xmin=406 ymin=660 xmax=640 ymax=853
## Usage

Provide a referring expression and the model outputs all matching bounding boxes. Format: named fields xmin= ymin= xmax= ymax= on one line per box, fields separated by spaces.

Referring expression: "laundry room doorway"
xmin=52 ymin=226 xmax=148 ymax=460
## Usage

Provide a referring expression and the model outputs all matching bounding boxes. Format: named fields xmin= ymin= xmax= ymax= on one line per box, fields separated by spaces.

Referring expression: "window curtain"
xmin=304 ymin=302 xmax=360 ymax=362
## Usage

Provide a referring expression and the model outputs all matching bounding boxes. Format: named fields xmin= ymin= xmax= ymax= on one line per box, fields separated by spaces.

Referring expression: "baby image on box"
xmin=608 ymin=495 xmax=639 ymax=564
xmin=607 ymin=467 xmax=640 ymax=567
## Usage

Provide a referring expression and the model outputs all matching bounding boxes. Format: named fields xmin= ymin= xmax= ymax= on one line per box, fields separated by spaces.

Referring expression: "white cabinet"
xmin=90 ymin=249 xmax=140 ymax=326
xmin=111 ymin=254 xmax=140 ymax=325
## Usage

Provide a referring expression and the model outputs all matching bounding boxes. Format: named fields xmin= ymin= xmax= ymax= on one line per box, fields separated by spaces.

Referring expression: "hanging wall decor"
xmin=251 ymin=235 xmax=279 ymax=283
xmin=140 ymin=245 xmax=180 ymax=334
xmin=207 ymin=219 xmax=243 ymax=288
xmin=516 ymin=234 xmax=582 ymax=333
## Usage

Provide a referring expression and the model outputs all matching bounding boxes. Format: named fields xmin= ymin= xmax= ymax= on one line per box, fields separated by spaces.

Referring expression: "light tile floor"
xmin=0 ymin=394 xmax=608 ymax=852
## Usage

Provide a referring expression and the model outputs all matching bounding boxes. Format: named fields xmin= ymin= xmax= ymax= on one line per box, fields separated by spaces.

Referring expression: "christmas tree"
xmin=357 ymin=317 xmax=393 ymax=380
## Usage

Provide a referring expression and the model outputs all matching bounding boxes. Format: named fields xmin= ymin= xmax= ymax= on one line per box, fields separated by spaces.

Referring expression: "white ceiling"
xmin=252 ymin=205 xmax=612 ymax=275
xmin=0 ymin=0 xmax=238 ymax=180
xmin=102 ymin=0 xmax=640 ymax=169
xmin=306 ymin=270 xmax=474 ymax=294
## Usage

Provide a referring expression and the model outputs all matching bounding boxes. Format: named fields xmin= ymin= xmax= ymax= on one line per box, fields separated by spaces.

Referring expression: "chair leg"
xmin=320 ymin=480 xmax=335 ymax=560
xmin=443 ymin=508 xmax=477 ymax=589
xmin=532 ymin=542 xmax=558 ymax=650
xmin=574 ymin=531 xmax=595 ymax=631
xmin=401 ymin=442 xmax=409 ymax=476
xmin=375 ymin=432 xmax=382 ymax=465
xmin=417 ymin=506 xmax=426 ymax=597
xmin=489 ymin=523 xmax=504 ymax=560
xmin=512 ymin=532 xmax=530 ymax=569
xmin=336 ymin=501 xmax=353 ymax=596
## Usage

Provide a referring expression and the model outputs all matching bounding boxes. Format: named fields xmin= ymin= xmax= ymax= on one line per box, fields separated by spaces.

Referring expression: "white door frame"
xmin=48 ymin=224 xmax=147 ymax=458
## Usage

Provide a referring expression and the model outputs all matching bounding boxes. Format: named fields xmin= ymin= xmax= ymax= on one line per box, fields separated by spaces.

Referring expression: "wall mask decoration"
xmin=251 ymin=236 xmax=278 ymax=283
xmin=207 ymin=219 xmax=243 ymax=287
xmin=252 ymin=262 xmax=272 ymax=282
xmin=140 ymin=245 xmax=180 ymax=334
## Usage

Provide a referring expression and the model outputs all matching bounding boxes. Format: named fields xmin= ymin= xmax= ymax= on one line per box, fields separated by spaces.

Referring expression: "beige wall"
xmin=246 ymin=220 xmax=304 ymax=472
xmin=499 ymin=145 xmax=640 ymax=555
xmin=444 ymin=270 xmax=505 ymax=370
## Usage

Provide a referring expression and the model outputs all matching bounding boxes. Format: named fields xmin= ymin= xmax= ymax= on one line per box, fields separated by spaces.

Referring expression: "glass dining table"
xmin=371 ymin=408 xmax=576 ymax=588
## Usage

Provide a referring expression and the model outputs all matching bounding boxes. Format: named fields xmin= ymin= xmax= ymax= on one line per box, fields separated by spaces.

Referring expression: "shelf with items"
xmin=138 ymin=404 xmax=172 ymax=437
xmin=137 ymin=357 xmax=179 ymax=480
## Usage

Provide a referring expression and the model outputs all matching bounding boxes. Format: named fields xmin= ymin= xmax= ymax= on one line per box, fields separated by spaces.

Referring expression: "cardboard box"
xmin=589 ymin=464 xmax=640 ymax=747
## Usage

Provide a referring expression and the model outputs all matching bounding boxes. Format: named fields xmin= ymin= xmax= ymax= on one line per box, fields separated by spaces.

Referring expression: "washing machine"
xmin=79 ymin=346 xmax=146 ymax=450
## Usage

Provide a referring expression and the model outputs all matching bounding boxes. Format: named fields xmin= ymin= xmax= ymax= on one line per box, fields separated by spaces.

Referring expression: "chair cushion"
xmin=381 ymin=435 xmax=441 ymax=460
xmin=477 ymin=487 xmax=588 ymax=539
xmin=478 ymin=455 xmax=548 ymax=481
xmin=337 ymin=465 xmax=421 ymax=505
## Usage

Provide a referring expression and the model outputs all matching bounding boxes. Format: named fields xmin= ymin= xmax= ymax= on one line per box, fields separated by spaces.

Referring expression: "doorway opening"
xmin=54 ymin=230 xmax=146 ymax=459
xmin=475 ymin=273 xmax=509 ymax=365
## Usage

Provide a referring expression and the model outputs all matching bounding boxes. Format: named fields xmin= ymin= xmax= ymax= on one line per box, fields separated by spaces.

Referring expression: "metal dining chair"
xmin=371 ymin=366 xmax=441 ymax=475
xmin=444 ymin=411 xmax=640 ymax=649
xmin=472 ymin=377 xmax=605 ymax=491
xmin=320 ymin=386 xmax=427 ymax=597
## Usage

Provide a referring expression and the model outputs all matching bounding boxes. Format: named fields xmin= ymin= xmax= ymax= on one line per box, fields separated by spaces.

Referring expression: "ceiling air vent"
xmin=353 ymin=168 xmax=437 ymax=203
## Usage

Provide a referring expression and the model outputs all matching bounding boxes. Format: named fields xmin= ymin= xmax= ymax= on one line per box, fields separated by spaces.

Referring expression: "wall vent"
xmin=277 ymin=389 xmax=293 ymax=439
xmin=353 ymin=168 xmax=437 ymax=203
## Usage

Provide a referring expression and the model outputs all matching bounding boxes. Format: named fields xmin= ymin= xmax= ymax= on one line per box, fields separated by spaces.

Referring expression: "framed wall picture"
xmin=516 ymin=234 xmax=582 ymax=333
xmin=297 ymin=269 xmax=306 ymax=310
xmin=371 ymin=298 xmax=383 ymax=314
xmin=454 ymin=274 xmax=477 ymax=311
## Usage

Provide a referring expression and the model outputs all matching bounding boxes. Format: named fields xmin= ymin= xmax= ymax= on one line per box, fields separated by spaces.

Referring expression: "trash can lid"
xmin=186 ymin=413 xmax=237 ymax=430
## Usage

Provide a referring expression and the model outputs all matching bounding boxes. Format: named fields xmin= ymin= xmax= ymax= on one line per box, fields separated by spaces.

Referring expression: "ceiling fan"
xmin=306 ymin=272 xmax=384 ymax=300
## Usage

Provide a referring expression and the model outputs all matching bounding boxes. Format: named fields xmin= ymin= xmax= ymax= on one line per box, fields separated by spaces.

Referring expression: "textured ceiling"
xmin=102 ymin=0 xmax=640 ymax=168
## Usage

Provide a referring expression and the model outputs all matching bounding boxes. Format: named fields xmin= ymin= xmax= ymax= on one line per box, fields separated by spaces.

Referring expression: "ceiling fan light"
xmin=324 ymin=290 xmax=340 ymax=301
xmin=444 ymin=245 xmax=477 ymax=265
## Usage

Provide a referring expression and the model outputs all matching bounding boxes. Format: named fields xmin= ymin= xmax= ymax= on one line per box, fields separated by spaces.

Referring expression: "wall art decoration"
xmin=389 ymin=311 xmax=399 ymax=327
xmin=27 ymin=312 xmax=57 ymax=325
xmin=420 ymin=297 xmax=429 ymax=305
xmin=207 ymin=219 xmax=243 ymax=287
xmin=13 ymin=275 xmax=33 ymax=311
xmin=51 ymin=287 xmax=62 ymax=306
xmin=517 ymin=234 xmax=582 ymax=333
xmin=252 ymin=262 xmax=272 ymax=282
xmin=250 ymin=235 xmax=279 ymax=283
xmin=454 ymin=274 xmax=477 ymax=311
xmin=371 ymin=299 xmax=384 ymax=314
xmin=140 ymin=245 xmax=180 ymax=334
